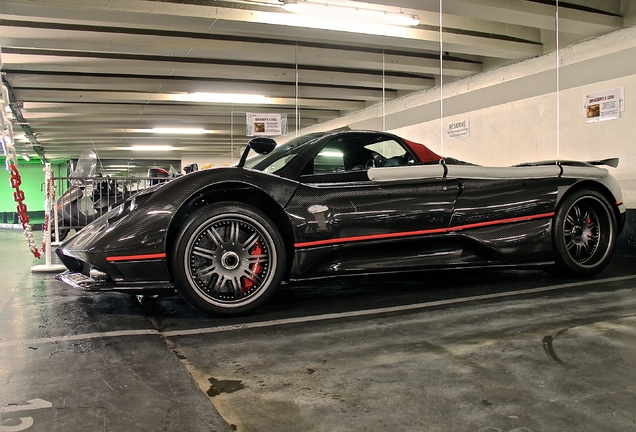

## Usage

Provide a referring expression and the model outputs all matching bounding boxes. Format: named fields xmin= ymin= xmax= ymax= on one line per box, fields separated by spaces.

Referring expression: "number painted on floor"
xmin=0 ymin=399 xmax=52 ymax=431
xmin=0 ymin=399 xmax=52 ymax=414
xmin=0 ymin=418 xmax=34 ymax=432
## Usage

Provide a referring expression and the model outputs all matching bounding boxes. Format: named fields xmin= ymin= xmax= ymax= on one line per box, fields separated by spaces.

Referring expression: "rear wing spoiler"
xmin=588 ymin=158 xmax=619 ymax=168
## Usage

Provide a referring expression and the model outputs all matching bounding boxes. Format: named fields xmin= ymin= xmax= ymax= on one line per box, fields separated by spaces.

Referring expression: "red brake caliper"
xmin=242 ymin=241 xmax=263 ymax=292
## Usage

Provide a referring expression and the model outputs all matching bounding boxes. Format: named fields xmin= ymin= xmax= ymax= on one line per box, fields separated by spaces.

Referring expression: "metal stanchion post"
xmin=51 ymin=171 xmax=62 ymax=247
xmin=31 ymin=163 xmax=66 ymax=273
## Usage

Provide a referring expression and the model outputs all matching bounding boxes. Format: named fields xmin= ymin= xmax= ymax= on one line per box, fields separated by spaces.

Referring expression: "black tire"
xmin=170 ymin=202 xmax=286 ymax=316
xmin=54 ymin=227 xmax=70 ymax=241
xmin=552 ymin=189 xmax=617 ymax=276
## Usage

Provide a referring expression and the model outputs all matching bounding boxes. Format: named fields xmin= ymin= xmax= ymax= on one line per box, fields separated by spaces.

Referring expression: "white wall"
xmin=393 ymin=75 xmax=636 ymax=206
xmin=297 ymin=25 xmax=636 ymax=207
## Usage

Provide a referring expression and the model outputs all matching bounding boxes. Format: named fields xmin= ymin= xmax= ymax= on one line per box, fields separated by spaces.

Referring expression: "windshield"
xmin=72 ymin=149 xmax=97 ymax=178
xmin=243 ymin=132 xmax=326 ymax=173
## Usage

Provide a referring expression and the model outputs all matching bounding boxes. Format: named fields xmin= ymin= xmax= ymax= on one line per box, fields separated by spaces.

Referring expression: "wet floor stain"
xmin=207 ymin=377 xmax=245 ymax=397
xmin=542 ymin=334 xmax=565 ymax=364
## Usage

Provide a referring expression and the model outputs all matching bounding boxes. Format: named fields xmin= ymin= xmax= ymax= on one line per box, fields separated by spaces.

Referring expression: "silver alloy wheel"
xmin=183 ymin=213 xmax=277 ymax=308
xmin=552 ymin=189 xmax=617 ymax=277
xmin=559 ymin=194 xmax=614 ymax=269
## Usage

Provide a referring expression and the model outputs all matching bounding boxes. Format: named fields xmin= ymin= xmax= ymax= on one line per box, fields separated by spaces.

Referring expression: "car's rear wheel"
xmin=553 ymin=189 xmax=616 ymax=276
xmin=171 ymin=202 xmax=286 ymax=316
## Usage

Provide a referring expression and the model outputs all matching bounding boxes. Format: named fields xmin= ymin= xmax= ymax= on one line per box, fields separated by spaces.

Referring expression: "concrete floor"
xmin=1 ymin=228 xmax=636 ymax=432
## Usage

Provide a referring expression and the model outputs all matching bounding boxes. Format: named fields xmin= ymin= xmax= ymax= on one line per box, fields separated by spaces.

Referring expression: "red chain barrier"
xmin=8 ymin=162 xmax=42 ymax=259
xmin=4 ymin=76 xmax=46 ymax=259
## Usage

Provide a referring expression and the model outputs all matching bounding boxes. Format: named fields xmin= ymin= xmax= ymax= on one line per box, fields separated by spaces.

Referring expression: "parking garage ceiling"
xmin=0 ymin=0 xmax=628 ymax=164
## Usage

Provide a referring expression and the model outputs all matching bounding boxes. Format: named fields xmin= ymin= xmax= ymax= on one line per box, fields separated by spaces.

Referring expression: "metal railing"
xmin=52 ymin=176 xmax=171 ymax=238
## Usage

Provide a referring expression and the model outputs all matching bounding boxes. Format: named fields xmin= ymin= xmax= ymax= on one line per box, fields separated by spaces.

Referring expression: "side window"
xmin=365 ymin=140 xmax=407 ymax=159
xmin=300 ymin=135 xmax=411 ymax=178
xmin=313 ymin=146 xmax=346 ymax=174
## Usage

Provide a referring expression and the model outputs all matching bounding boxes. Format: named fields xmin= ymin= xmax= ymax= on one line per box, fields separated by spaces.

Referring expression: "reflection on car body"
xmin=56 ymin=130 xmax=626 ymax=316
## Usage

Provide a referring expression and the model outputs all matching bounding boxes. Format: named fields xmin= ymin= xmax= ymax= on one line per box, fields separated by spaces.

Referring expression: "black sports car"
xmin=56 ymin=130 xmax=626 ymax=316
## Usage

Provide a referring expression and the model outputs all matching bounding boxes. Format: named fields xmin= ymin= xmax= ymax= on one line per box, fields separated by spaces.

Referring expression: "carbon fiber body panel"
xmin=450 ymin=178 xmax=563 ymax=226
xmin=55 ymin=130 xmax=626 ymax=295
xmin=56 ymin=168 xmax=299 ymax=293
xmin=287 ymin=177 xmax=559 ymax=277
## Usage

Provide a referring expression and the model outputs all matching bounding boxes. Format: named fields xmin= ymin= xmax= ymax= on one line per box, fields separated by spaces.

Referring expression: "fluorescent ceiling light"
xmin=171 ymin=93 xmax=270 ymax=104
xmin=107 ymin=164 xmax=136 ymax=168
xmin=283 ymin=1 xmax=420 ymax=27
xmin=151 ymin=128 xmax=207 ymax=135
xmin=126 ymin=145 xmax=179 ymax=151
xmin=126 ymin=128 xmax=216 ymax=135
xmin=21 ymin=153 xmax=30 ymax=161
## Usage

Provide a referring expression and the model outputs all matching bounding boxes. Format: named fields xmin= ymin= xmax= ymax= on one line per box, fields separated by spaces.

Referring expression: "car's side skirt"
xmin=294 ymin=212 xmax=554 ymax=248
xmin=286 ymin=261 xmax=556 ymax=283
xmin=290 ymin=215 xmax=554 ymax=278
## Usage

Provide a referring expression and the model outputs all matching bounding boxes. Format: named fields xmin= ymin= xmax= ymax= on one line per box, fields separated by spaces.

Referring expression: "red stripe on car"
xmin=295 ymin=212 xmax=555 ymax=249
xmin=106 ymin=253 xmax=167 ymax=262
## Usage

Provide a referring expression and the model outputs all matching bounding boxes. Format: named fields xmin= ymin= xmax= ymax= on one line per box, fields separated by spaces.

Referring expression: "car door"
xmin=284 ymin=136 xmax=460 ymax=278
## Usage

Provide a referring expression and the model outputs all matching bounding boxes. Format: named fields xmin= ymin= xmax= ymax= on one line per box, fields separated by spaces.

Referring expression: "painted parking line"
xmin=1 ymin=274 xmax=636 ymax=348
xmin=162 ymin=274 xmax=636 ymax=337
xmin=0 ymin=329 xmax=159 ymax=348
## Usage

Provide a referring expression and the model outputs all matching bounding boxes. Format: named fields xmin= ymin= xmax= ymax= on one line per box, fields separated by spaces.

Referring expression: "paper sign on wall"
xmin=446 ymin=119 xmax=470 ymax=139
xmin=584 ymin=88 xmax=621 ymax=123
xmin=246 ymin=113 xmax=287 ymax=136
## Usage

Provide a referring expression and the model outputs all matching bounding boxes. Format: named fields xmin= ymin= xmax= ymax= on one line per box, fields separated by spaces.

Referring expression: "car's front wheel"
xmin=171 ymin=202 xmax=286 ymax=316
xmin=552 ymin=189 xmax=617 ymax=276
xmin=53 ymin=227 xmax=70 ymax=242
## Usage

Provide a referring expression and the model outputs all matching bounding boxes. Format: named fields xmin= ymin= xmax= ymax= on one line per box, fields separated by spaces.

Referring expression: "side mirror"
xmin=237 ymin=137 xmax=277 ymax=168
xmin=249 ymin=137 xmax=277 ymax=155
